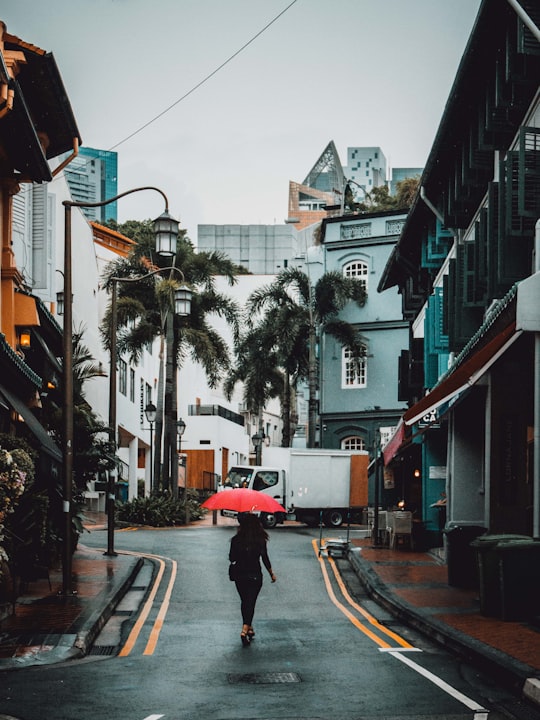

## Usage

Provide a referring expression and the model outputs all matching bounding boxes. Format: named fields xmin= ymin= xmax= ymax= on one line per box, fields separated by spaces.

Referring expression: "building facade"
xmin=317 ymin=211 xmax=409 ymax=504
xmin=379 ymin=0 xmax=540 ymax=547
xmin=64 ymin=147 xmax=118 ymax=223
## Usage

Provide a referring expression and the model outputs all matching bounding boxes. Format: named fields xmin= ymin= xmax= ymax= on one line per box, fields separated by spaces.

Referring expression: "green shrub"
xmin=115 ymin=489 xmax=205 ymax=527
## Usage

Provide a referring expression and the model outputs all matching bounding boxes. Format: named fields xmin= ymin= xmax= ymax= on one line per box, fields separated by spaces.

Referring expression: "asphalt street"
xmin=1 ymin=523 xmax=539 ymax=720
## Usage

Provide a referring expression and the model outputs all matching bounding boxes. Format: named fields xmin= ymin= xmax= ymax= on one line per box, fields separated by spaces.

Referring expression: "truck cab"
xmin=222 ymin=466 xmax=287 ymax=528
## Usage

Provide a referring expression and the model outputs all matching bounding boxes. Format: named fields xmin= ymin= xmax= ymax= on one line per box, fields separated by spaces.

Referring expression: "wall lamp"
xmin=17 ymin=328 xmax=31 ymax=349
xmin=61 ymin=186 xmax=180 ymax=592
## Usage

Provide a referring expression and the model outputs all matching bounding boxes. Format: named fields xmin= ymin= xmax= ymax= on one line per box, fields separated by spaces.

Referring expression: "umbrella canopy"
xmin=202 ymin=488 xmax=286 ymax=514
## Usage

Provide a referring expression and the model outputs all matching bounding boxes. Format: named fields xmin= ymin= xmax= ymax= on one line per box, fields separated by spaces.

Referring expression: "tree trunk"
xmin=163 ymin=316 xmax=175 ymax=494
xmin=308 ymin=322 xmax=318 ymax=448
xmin=153 ymin=334 xmax=165 ymax=492
xmin=282 ymin=373 xmax=291 ymax=447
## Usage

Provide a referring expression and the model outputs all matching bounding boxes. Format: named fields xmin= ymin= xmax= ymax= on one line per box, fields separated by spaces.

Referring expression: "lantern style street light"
xmin=107 ymin=264 xmax=191 ymax=554
xmin=145 ymin=401 xmax=157 ymax=494
xmin=61 ymin=186 xmax=182 ymax=592
xmin=251 ymin=431 xmax=265 ymax=466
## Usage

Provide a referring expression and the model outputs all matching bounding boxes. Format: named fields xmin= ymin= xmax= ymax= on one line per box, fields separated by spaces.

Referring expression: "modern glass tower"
xmin=64 ymin=147 xmax=118 ymax=223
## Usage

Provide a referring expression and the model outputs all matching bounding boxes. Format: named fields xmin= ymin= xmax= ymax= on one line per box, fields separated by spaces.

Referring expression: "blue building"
xmin=317 ymin=210 xmax=409 ymax=505
xmin=64 ymin=147 xmax=118 ymax=223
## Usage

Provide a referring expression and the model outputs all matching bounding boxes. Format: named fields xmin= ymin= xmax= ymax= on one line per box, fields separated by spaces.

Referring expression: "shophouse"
xmin=378 ymin=0 xmax=540 ymax=547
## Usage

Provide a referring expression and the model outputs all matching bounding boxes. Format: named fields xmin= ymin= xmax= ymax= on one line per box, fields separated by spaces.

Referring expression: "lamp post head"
xmin=145 ymin=401 xmax=157 ymax=424
xmin=251 ymin=431 xmax=264 ymax=448
xmin=176 ymin=417 xmax=186 ymax=437
xmin=154 ymin=210 xmax=179 ymax=258
xmin=174 ymin=284 xmax=192 ymax=317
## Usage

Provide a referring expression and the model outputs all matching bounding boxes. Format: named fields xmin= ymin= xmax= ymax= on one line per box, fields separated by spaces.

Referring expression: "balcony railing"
xmin=188 ymin=404 xmax=245 ymax=427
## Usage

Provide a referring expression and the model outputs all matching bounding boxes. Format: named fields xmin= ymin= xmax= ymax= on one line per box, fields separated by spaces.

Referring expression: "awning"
xmin=403 ymin=322 xmax=522 ymax=427
xmin=0 ymin=385 xmax=61 ymax=462
xmin=382 ymin=420 xmax=406 ymax=466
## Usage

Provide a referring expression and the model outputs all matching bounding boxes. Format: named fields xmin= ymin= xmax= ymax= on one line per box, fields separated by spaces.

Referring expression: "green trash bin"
xmin=496 ymin=540 xmax=540 ymax=621
xmin=444 ymin=525 xmax=486 ymax=588
xmin=471 ymin=534 xmax=532 ymax=618
xmin=115 ymin=481 xmax=129 ymax=503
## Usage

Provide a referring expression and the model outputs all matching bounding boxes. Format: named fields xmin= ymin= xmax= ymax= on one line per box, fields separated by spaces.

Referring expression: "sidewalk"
xmin=0 ymin=515 xmax=539 ymax=710
xmin=348 ymin=536 xmax=540 ymax=708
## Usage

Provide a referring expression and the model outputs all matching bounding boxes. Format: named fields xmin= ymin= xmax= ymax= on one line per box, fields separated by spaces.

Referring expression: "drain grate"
xmin=228 ymin=672 xmax=301 ymax=684
xmin=89 ymin=645 xmax=117 ymax=656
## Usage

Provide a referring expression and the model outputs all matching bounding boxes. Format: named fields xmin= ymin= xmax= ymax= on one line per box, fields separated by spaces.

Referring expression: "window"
xmin=341 ymin=436 xmax=366 ymax=451
xmin=343 ymin=260 xmax=368 ymax=292
xmin=119 ymin=359 xmax=127 ymax=396
xmin=342 ymin=346 xmax=367 ymax=388
xmin=129 ymin=368 xmax=135 ymax=402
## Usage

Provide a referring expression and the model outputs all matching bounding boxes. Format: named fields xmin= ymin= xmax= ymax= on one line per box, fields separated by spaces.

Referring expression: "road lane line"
xmin=389 ymin=649 xmax=488 ymax=713
xmin=326 ymin=552 xmax=414 ymax=649
xmin=144 ymin=558 xmax=177 ymax=655
xmin=118 ymin=556 xmax=166 ymax=657
xmin=313 ymin=539 xmax=393 ymax=648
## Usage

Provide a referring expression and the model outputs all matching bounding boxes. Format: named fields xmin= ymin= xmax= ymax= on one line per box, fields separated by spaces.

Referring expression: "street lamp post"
xmin=176 ymin=417 xmax=187 ymax=521
xmin=145 ymin=402 xmax=157 ymax=493
xmin=252 ymin=431 xmax=265 ymax=466
xmin=107 ymin=264 xmax=190 ymax=554
xmin=61 ymin=186 xmax=182 ymax=586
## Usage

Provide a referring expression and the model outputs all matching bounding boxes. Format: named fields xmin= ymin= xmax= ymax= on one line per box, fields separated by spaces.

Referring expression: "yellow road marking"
xmin=144 ymin=558 xmax=177 ymax=655
xmin=117 ymin=552 xmax=168 ymax=657
xmin=313 ymin=539 xmax=414 ymax=650
xmin=326 ymin=552 xmax=413 ymax=648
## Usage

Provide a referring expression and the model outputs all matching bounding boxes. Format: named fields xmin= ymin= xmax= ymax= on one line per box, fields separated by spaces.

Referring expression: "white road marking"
xmin=389 ymin=650 xmax=488 ymax=713
xmin=142 ymin=715 xmax=164 ymax=720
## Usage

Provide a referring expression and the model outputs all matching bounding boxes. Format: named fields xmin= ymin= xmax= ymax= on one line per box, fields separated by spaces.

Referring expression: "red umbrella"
xmin=201 ymin=488 xmax=286 ymax=514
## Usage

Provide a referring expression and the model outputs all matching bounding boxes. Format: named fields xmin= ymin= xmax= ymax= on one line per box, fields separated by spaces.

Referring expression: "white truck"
xmin=223 ymin=448 xmax=368 ymax=528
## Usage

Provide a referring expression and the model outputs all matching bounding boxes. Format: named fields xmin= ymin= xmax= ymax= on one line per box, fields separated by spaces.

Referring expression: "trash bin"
xmin=444 ymin=525 xmax=486 ymax=588
xmin=115 ymin=481 xmax=128 ymax=503
xmin=471 ymin=534 xmax=532 ymax=618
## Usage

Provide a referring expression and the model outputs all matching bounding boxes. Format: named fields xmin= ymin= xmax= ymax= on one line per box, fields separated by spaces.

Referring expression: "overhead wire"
xmin=52 ymin=0 xmax=300 ymax=186
xmin=109 ymin=0 xmax=299 ymax=152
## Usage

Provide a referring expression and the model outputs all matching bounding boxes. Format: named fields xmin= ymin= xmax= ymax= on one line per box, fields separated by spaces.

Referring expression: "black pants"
xmin=234 ymin=574 xmax=263 ymax=626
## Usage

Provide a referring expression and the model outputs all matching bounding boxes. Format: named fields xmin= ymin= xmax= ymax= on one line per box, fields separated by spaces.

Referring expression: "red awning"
xmin=382 ymin=420 xmax=405 ymax=466
xmin=403 ymin=322 xmax=521 ymax=427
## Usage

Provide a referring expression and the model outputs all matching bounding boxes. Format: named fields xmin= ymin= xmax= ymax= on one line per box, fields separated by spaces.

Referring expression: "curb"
xmin=73 ymin=555 xmax=144 ymax=656
xmin=348 ymin=547 xmax=540 ymax=707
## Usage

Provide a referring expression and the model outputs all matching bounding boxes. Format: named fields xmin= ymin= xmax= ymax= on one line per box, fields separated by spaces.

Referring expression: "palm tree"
xmin=100 ymin=232 xmax=240 ymax=495
xmin=245 ymin=267 xmax=367 ymax=447
xmin=223 ymin=321 xmax=284 ymax=443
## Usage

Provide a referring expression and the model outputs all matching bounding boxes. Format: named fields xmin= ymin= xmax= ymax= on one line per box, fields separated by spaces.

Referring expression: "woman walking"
xmin=229 ymin=513 xmax=276 ymax=646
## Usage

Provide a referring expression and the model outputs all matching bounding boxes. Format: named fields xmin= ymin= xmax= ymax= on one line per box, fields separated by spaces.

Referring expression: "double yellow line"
xmin=313 ymin=539 xmax=414 ymax=650
xmin=118 ymin=551 xmax=177 ymax=657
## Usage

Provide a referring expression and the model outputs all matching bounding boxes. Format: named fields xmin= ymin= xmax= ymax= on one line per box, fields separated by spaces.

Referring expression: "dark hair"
xmin=236 ymin=513 xmax=269 ymax=545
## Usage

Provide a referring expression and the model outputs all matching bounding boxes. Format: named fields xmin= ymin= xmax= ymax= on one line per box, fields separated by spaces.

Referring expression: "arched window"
xmin=341 ymin=436 xmax=366 ymax=451
xmin=342 ymin=345 xmax=367 ymax=388
xmin=343 ymin=260 xmax=368 ymax=291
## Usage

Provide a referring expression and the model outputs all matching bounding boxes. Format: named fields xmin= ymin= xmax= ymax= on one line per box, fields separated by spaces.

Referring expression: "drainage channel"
xmin=89 ymin=560 xmax=154 ymax=656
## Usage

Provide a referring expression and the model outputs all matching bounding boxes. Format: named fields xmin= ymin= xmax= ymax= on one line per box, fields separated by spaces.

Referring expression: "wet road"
xmin=1 ymin=522 xmax=539 ymax=720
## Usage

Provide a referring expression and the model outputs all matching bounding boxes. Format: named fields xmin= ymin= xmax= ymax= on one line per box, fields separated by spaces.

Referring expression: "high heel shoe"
xmin=247 ymin=626 xmax=255 ymax=639
xmin=240 ymin=625 xmax=251 ymax=646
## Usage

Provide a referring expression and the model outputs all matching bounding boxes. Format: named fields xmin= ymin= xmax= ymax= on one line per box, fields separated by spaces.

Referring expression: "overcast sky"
xmin=5 ymin=0 xmax=482 ymax=241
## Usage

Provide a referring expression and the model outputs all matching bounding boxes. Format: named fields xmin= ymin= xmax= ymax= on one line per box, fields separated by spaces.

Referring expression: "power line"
xmin=109 ymin=0 xmax=299 ymax=152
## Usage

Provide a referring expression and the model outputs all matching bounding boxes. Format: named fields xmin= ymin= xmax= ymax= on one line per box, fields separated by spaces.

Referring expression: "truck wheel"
xmin=261 ymin=513 xmax=277 ymax=529
xmin=323 ymin=510 xmax=344 ymax=528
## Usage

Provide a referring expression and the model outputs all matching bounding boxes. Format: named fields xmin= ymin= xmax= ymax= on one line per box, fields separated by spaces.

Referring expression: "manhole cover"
xmin=228 ymin=672 xmax=301 ymax=684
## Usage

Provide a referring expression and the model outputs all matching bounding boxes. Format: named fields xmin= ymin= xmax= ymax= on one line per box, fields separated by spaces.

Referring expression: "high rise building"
xmin=344 ymin=146 xmax=387 ymax=199
xmin=64 ymin=147 xmax=118 ymax=223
